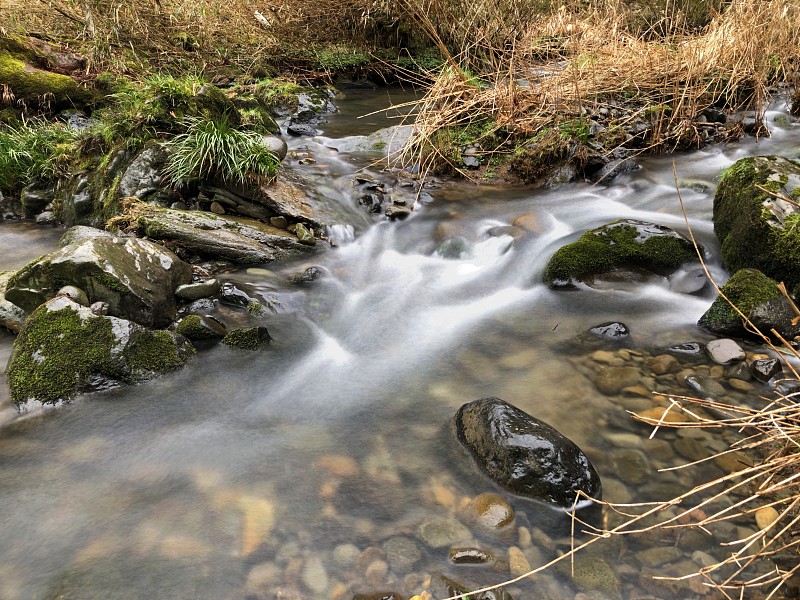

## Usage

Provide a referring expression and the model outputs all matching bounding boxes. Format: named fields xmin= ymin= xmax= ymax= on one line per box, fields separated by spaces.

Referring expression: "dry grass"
xmin=398 ymin=0 xmax=800 ymax=177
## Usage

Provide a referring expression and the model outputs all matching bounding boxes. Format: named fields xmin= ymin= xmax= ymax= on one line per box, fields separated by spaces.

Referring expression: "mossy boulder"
xmin=5 ymin=234 xmax=192 ymax=328
xmin=221 ymin=326 xmax=272 ymax=350
xmin=543 ymin=219 xmax=698 ymax=288
xmin=175 ymin=314 xmax=226 ymax=341
xmin=0 ymin=38 xmax=92 ymax=110
xmin=7 ymin=296 xmax=194 ymax=405
xmin=714 ymin=156 xmax=800 ymax=290
xmin=698 ymin=268 xmax=800 ymax=339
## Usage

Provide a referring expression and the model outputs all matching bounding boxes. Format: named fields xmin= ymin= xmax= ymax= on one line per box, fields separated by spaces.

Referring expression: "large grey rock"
xmin=128 ymin=202 xmax=315 ymax=264
xmin=59 ymin=225 xmax=113 ymax=248
xmin=453 ymin=397 xmax=602 ymax=509
xmin=714 ymin=156 xmax=800 ymax=290
xmin=7 ymin=296 xmax=194 ymax=405
xmin=5 ymin=235 xmax=191 ymax=328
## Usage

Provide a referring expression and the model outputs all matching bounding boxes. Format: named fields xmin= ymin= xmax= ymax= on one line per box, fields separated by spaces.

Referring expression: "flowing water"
xmin=0 ymin=91 xmax=799 ymax=600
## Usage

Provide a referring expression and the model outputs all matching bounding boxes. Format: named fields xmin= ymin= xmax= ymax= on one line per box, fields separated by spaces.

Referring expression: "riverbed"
xmin=0 ymin=90 xmax=798 ymax=599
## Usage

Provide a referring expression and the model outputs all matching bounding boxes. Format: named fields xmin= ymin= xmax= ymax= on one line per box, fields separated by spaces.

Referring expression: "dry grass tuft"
xmin=399 ymin=0 xmax=800 ymax=178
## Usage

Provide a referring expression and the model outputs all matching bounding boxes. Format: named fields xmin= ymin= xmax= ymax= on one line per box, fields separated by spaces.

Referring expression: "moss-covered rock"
xmin=221 ymin=326 xmax=272 ymax=350
xmin=714 ymin=156 xmax=800 ymax=290
xmin=7 ymin=296 xmax=194 ymax=405
xmin=0 ymin=38 xmax=93 ymax=110
xmin=5 ymin=235 xmax=192 ymax=328
xmin=543 ymin=219 xmax=698 ymax=288
xmin=698 ymin=268 xmax=800 ymax=339
xmin=175 ymin=314 xmax=226 ymax=341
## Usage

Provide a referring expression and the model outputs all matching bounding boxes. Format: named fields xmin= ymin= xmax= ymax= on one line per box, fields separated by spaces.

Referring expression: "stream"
xmin=0 ymin=89 xmax=799 ymax=599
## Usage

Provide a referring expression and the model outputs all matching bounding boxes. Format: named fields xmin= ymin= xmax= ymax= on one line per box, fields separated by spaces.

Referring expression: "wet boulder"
xmin=714 ymin=156 xmax=800 ymax=291
xmin=453 ymin=397 xmax=602 ymax=509
xmin=698 ymin=269 xmax=800 ymax=339
xmin=0 ymin=271 xmax=26 ymax=333
xmin=5 ymin=234 xmax=192 ymax=328
xmin=7 ymin=296 xmax=194 ymax=405
xmin=543 ymin=219 xmax=698 ymax=288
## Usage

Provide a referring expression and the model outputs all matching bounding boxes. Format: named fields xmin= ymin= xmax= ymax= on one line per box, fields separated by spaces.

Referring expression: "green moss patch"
xmin=221 ymin=326 xmax=272 ymax=350
xmin=0 ymin=51 xmax=92 ymax=109
xmin=543 ymin=219 xmax=697 ymax=288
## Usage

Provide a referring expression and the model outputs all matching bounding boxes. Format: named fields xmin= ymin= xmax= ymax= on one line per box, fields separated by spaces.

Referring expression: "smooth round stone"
xmin=209 ymin=201 xmax=226 ymax=215
xmin=301 ymin=555 xmax=328 ymax=593
xmin=332 ymin=544 xmax=360 ymax=568
xmin=417 ymin=518 xmax=472 ymax=548
xmin=706 ymin=339 xmax=746 ymax=364
xmin=508 ymin=546 xmax=531 ymax=576
xmin=604 ymin=432 xmax=643 ymax=449
xmin=684 ymin=375 xmax=726 ymax=398
xmin=564 ymin=557 xmax=621 ymax=598
xmin=595 ymin=366 xmax=641 ymax=395
xmin=610 ymin=448 xmax=651 ymax=485
xmin=727 ymin=378 xmax=753 ymax=392
xmin=692 ymin=550 xmax=718 ymax=568
xmin=713 ymin=451 xmax=754 ymax=473
xmin=601 ymin=478 xmax=631 ymax=504
xmin=244 ymin=562 xmax=281 ymax=596
xmin=448 ymin=547 xmax=495 ymax=565
xmin=649 ymin=354 xmax=680 ymax=375
xmin=56 ymin=285 xmax=89 ymax=306
xmin=674 ymin=437 xmax=708 ymax=462
xmin=471 ymin=492 xmax=515 ymax=529
xmin=364 ymin=559 xmax=388 ymax=583
xmin=755 ymin=506 xmax=780 ymax=530
xmin=261 ymin=135 xmax=288 ymax=161
xmin=383 ymin=536 xmax=421 ymax=571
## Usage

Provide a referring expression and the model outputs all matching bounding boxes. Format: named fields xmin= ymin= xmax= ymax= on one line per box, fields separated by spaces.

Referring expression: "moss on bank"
xmin=0 ymin=47 xmax=92 ymax=110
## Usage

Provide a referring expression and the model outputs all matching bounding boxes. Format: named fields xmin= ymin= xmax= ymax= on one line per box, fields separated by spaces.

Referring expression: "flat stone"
xmin=649 ymin=354 xmax=680 ymax=375
xmin=470 ymin=492 xmax=515 ymax=529
xmin=175 ymin=279 xmax=221 ymax=301
xmin=706 ymin=339 xmax=746 ymax=364
xmin=610 ymin=448 xmax=651 ymax=485
xmin=595 ymin=367 xmax=642 ymax=395
xmin=755 ymin=506 xmax=780 ymax=530
xmin=638 ymin=546 xmax=681 ymax=567
xmin=448 ymin=547 xmax=495 ymax=565
xmin=417 ymin=518 xmax=472 ymax=548
xmin=383 ymin=536 xmax=421 ymax=571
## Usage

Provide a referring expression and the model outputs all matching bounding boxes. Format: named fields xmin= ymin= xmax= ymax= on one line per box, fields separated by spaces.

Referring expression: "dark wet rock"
xmin=7 ymin=296 xmax=194 ymax=405
xmin=685 ymin=375 xmax=727 ymax=398
xmin=703 ymin=107 xmax=727 ymax=123
xmin=221 ymin=326 xmax=272 ymax=350
xmin=698 ymin=269 xmax=800 ymax=339
xmin=449 ymin=547 xmax=495 ymax=565
xmin=544 ymin=219 xmax=698 ymax=288
xmin=429 ymin=573 xmax=513 ymax=600
xmin=453 ymin=397 xmax=601 ymax=508
xmin=590 ymin=157 xmax=638 ymax=184
xmin=353 ymin=594 xmax=404 ymax=600
xmin=665 ymin=342 xmax=702 ymax=358
xmin=595 ymin=366 xmax=641 ymax=396
xmin=291 ymin=266 xmax=323 ymax=284
xmin=175 ymin=279 xmax=221 ymax=301
xmin=750 ymin=358 xmax=782 ymax=382
xmin=435 ymin=236 xmax=471 ymax=260
xmin=714 ymin=156 xmax=800 ymax=290
xmin=188 ymin=298 xmax=217 ymax=313
xmin=382 ymin=536 xmax=422 ymax=571
xmin=705 ymin=338 xmax=746 ymax=364
xmin=175 ymin=314 xmax=226 ymax=341
xmin=220 ymin=283 xmax=258 ymax=307
xmin=589 ymin=321 xmax=630 ymax=341
xmin=6 ymin=235 xmax=191 ymax=328
xmin=0 ymin=271 xmax=27 ymax=333
xmin=20 ymin=185 xmax=55 ymax=218
xmin=359 ymin=193 xmax=383 ymax=213
xmin=124 ymin=201 xmax=315 ymax=264
xmin=287 ymin=123 xmax=318 ymax=137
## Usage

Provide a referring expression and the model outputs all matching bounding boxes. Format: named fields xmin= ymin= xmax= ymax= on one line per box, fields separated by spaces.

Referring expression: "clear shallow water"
xmin=0 ymin=99 xmax=799 ymax=600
